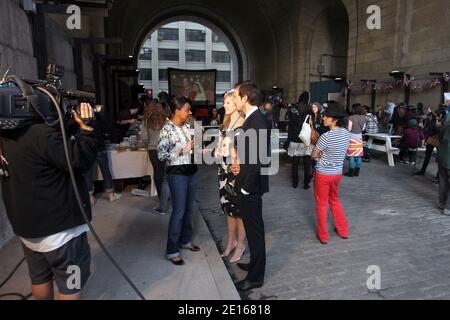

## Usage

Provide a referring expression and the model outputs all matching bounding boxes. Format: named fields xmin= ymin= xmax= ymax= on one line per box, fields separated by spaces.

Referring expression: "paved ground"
xmin=197 ymin=151 xmax=450 ymax=300
xmin=0 ymin=190 xmax=240 ymax=300
xmin=2 ymin=151 xmax=450 ymax=300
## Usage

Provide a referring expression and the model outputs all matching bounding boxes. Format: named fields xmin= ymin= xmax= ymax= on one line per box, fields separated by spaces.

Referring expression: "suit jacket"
xmin=235 ymin=109 xmax=270 ymax=195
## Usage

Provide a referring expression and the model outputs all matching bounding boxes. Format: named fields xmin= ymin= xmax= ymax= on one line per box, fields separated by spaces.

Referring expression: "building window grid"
xmin=139 ymin=47 xmax=152 ymax=60
xmin=140 ymin=23 xmax=234 ymax=100
xmin=212 ymin=51 xmax=230 ymax=63
xmin=159 ymin=69 xmax=169 ymax=81
xmin=139 ymin=69 xmax=152 ymax=81
xmin=159 ymin=48 xmax=179 ymax=61
xmin=158 ymin=28 xmax=179 ymax=41
xmin=186 ymin=29 xmax=206 ymax=42
xmin=217 ymin=70 xmax=231 ymax=83
xmin=185 ymin=49 xmax=206 ymax=62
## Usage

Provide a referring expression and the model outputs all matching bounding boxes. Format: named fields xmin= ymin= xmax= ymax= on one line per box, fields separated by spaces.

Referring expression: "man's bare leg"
xmin=32 ymin=281 xmax=54 ymax=300
xmin=56 ymin=291 xmax=82 ymax=300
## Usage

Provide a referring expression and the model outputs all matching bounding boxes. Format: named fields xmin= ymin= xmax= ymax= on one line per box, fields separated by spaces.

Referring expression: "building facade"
xmin=138 ymin=21 xmax=235 ymax=108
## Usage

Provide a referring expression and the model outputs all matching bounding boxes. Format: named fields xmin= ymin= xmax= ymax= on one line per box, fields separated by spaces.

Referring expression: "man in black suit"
xmin=231 ymin=82 xmax=269 ymax=291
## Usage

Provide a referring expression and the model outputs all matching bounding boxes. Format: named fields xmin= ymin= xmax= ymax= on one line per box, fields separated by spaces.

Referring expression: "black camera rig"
xmin=0 ymin=64 xmax=99 ymax=130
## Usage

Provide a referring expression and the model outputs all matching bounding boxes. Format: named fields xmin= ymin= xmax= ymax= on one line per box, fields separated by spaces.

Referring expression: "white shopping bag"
xmin=299 ymin=115 xmax=312 ymax=146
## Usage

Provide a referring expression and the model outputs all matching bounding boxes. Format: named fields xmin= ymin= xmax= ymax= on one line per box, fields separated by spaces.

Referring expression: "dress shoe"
xmin=229 ymin=246 xmax=245 ymax=263
xmin=334 ymin=228 xmax=348 ymax=240
xmin=221 ymin=242 xmax=237 ymax=258
xmin=169 ymin=257 xmax=185 ymax=266
xmin=236 ymin=279 xmax=264 ymax=291
xmin=317 ymin=235 xmax=328 ymax=245
xmin=237 ymin=263 xmax=250 ymax=271
xmin=344 ymin=169 xmax=354 ymax=177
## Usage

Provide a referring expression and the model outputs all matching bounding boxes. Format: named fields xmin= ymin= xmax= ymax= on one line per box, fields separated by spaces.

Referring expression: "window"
xmin=212 ymin=51 xmax=230 ymax=63
xmin=158 ymin=28 xmax=179 ymax=41
xmin=159 ymin=69 xmax=168 ymax=81
xmin=217 ymin=71 xmax=231 ymax=82
xmin=185 ymin=50 xmax=206 ymax=62
xmin=139 ymin=69 xmax=152 ymax=80
xmin=212 ymin=32 xmax=224 ymax=43
xmin=159 ymin=48 xmax=179 ymax=61
xmin=216 ymin=94 xmax=225 ymax=103
xmin=186 ymin=29 xmax=206 ymax=42
xmin=139 ymin=47 xmax=152 ymax=60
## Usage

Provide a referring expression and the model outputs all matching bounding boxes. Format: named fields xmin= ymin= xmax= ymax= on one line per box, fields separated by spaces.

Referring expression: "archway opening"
xmin=137 ymin=18 xmax=242 ymax=109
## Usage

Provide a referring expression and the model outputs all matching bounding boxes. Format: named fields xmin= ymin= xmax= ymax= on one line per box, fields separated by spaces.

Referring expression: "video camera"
xmin=0 ymin=64 xmax=101 ymax=130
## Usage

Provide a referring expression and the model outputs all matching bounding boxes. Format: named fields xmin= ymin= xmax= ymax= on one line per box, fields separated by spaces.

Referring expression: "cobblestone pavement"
xmin=197 ymin=152 xmax=450 ymax=300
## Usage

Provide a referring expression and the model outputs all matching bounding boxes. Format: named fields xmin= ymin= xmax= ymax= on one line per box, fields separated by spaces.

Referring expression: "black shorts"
xmin=21 ymin=233 xmax=91 ymax=295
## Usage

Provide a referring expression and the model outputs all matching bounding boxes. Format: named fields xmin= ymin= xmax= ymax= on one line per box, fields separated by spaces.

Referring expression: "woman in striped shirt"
xmin=312 ymin=103 xmax=351 ymax=245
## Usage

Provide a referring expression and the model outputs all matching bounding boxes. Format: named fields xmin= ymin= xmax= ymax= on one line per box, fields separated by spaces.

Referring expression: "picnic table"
xmin=365 ymin=133 xmax=402 ymax=167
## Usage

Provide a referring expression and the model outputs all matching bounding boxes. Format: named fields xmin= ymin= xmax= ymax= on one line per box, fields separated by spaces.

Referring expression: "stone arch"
xmin=294 ymin=0 xmax=353 ymax=94
xmin=307 ymin=2 xmax=349 ymax=82
xmin=132 ymin=13 xmax=247 ymax=86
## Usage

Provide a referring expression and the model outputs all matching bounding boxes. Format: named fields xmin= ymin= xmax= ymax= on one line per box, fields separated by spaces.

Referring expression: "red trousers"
xmin=314 ymin=172 xmax=348 ymax=242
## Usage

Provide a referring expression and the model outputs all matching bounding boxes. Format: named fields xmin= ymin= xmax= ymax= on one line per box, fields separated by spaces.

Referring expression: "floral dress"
xmin=216 ymin=127 xmax=241 ymax=217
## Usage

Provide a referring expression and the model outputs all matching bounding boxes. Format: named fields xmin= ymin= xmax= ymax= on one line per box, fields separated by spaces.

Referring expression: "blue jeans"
xmin=85 ymin=150 xmax=113 ymax=193
xmin=349 ymin=156 xmax=363 ymax=170
xmin=158 ymin=178 xmax=171 ymax=212
xmin=166 ymin=173 xmax=198 ymax=259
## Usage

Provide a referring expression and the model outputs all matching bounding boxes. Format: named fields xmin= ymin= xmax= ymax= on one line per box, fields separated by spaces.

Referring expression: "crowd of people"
xmin=3 ymin=74 xmax=450 ymax=300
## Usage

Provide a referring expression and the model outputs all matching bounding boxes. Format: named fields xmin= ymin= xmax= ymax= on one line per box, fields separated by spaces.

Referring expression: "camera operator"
xmin=0 ymin=103 xmax=98 ymax=300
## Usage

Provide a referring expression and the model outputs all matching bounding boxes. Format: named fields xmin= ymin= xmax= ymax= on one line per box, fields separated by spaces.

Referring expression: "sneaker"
xmin=442 ymin=209 xmax=450 ymax=217
xmin=438 ymin=203 xmax=446 ymax=210
xmin=405 ymin=161 xmax=410 ymax=164
xmin=153 ymin=207 xmax=167 ymax=216
xmin=109 ymin=193 xmax=123 ymax=202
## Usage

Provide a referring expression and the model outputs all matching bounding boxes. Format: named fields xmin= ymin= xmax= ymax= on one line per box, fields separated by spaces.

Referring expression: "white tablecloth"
xmin=94 ymin=149 xmax=157 ymax=196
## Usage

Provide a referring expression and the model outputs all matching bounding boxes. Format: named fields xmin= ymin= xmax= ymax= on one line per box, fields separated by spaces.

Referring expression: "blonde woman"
xmin=216 ymin=90 xmax=246 ymax=263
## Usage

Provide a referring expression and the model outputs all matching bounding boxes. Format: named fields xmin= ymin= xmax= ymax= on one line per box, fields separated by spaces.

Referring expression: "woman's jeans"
xmin=85 ymin=150 xmax=113 ymax=194
xmin=348 ymin=157 xmax=363 ymax=170
xmin=166 ymin=173 xmax=199 ymax=259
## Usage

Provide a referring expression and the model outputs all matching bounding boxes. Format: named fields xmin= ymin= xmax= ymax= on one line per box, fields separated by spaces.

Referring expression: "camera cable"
xmin=35 ymin=86 xmax=146 ymax=300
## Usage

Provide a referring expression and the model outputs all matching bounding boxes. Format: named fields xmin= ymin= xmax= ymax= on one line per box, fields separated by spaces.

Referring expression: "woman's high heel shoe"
xmin=229 ymin=247 xmax=246 ymax=263
xmin=221 ymin=242 xmax=237 ymax=258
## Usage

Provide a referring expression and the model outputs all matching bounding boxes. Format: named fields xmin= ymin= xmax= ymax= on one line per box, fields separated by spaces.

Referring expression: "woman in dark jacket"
xmin=286 ymin=92 xmax=313 ymax=189
xmin=415 ymin=110 xmax=438 ymax=175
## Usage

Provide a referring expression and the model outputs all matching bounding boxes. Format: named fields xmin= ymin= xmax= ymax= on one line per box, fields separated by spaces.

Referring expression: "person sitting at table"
xmin=399 ymin=119 xmax=424 ymax=165
xmin=142 ymin=101 xmax=171 ymax=215
xmin=158 ymin=97 xmax=200 ymax=266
